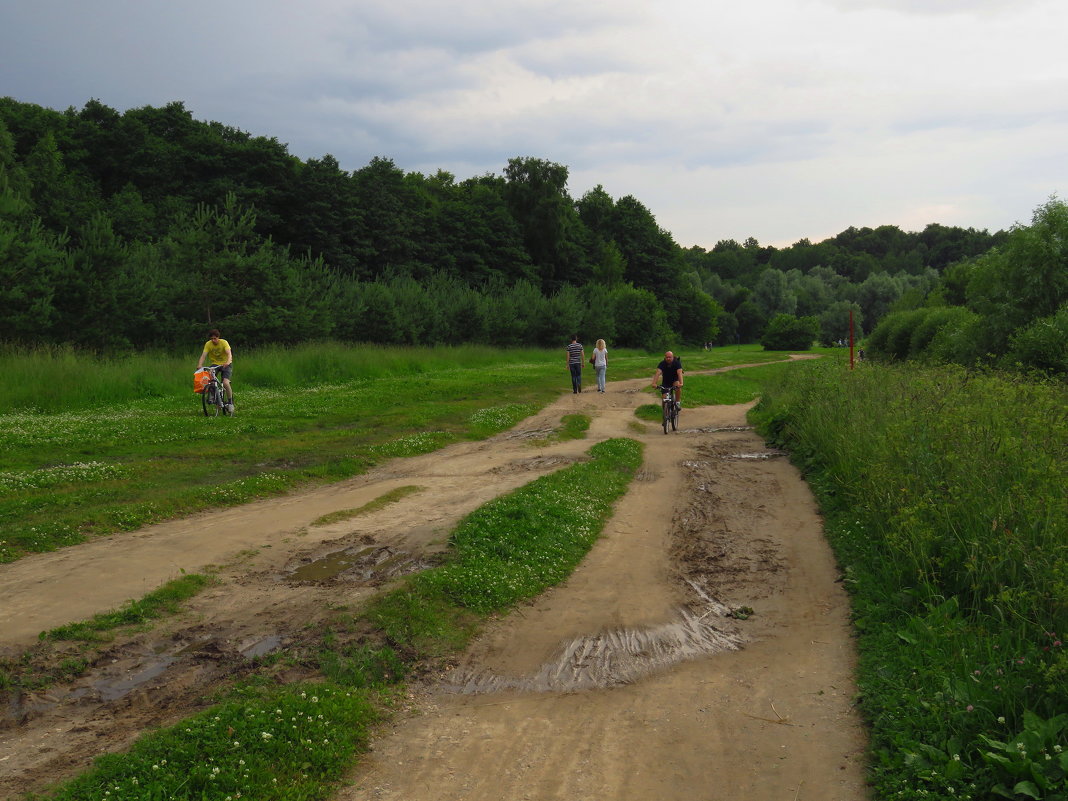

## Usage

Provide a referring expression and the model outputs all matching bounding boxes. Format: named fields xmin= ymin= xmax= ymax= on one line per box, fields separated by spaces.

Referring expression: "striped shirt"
xmin=567 ymin=342 xmax=584 ymax=365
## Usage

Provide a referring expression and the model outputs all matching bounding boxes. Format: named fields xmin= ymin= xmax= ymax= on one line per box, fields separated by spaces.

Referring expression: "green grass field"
xmin=0 ymin=342 xmax=797 ymax=563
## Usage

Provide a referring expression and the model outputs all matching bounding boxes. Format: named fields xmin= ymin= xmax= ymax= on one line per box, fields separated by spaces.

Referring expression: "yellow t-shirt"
xmin=202 ymin=339 xmax=231 ymax=366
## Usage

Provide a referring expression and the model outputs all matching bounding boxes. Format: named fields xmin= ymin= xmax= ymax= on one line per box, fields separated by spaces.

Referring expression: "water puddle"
xmin=239 ymin=634 xmax=282 ymax=659
xmin=175 ymin=638 xmax=213 ymax=656
xmin=443 ymin=595 xmax=744 ymax=695
xmin=92 ymin=657 xmax=176 ymax=702
xmin=1 ymin=632 xmax=277 ymax=723
xmin=289 ymin=545 xmax=428 ymax=583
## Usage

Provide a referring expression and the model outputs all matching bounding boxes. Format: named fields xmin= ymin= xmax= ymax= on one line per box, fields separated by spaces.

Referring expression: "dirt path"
xmin=0 ymin=363 xmax=868 ymax=799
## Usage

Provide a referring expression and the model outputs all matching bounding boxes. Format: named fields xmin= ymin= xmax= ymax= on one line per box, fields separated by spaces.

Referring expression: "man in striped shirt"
xmin=566 ymin=334 xmax=585 ymax=393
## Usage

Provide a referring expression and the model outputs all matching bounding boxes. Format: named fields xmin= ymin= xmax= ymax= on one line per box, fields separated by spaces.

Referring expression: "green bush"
xmin=867 ymin=308 xmax=924 ymax=361
xmin=925 ymin=308 xmax=986 ymax=366
xmin=759 ymin=313 xmax=818 ymax=350
xmin=1005 ymin=303 xmax=1068 ymax=375
xmin=910 ymin=306 xmax=977 ymax=361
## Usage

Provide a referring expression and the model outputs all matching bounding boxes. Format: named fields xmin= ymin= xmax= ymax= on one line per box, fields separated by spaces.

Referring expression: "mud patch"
xmin=724 ymin=450 xmax=786 ymax=460
xmin=490 ymin=455 xmax=576 ymax=473
xmin=674 ymin=448 xmax=789 ymax=603
xmin=92 ymin=656 xmax=178 ymax=702
xmin=288 ymin=545 xmax=432 ymax=584
xmin=503 ymin=427 xmax=556 ymax=440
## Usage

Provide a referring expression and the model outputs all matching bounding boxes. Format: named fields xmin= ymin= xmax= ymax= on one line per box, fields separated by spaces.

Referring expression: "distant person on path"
xmin=197 ymin=328 xmax=234 ymax=411
xmin=566 ymin=334 xmax=584 ymax=393
xmin=652 ymin=350 xmax=684 ymax=406
xmin=592 ymin=339 xmax=608 ymax=392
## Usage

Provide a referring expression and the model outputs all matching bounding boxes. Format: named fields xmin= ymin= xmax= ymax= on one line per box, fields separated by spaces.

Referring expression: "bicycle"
xmin=658 ymin=384 xmax=679 ymax=434
xmin=197 ymin=365 xmax=234 ymax=417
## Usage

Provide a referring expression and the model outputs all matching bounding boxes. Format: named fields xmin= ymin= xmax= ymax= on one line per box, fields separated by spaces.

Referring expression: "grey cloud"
xmin=339 ymin=0 xmax=640 ymax=57
xmin=818 ymin=0 xmax=1045 ymax=14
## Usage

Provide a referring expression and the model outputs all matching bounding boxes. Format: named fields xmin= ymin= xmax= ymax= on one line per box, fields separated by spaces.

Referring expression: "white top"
xmin=593 ymin=347 xmax=608 ymax=367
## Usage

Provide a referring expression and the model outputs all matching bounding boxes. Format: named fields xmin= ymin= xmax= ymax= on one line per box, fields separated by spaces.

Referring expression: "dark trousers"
xmin=569 ymin=363 xmax=582 ymax=392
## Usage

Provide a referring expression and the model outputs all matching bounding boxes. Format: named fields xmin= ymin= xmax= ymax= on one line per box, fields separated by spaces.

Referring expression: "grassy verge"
xmin=311 ymin=486 xmax=423 ymax=527
xmin=0 ymin=343 xmax=786 ymax=564
xmin=750 ymin=359 xmax=1068 ymax=800
xmin=33 ymin=438 xmax=643 ymax=801
xmin=37 ymin=680 xmax=381 ymax=801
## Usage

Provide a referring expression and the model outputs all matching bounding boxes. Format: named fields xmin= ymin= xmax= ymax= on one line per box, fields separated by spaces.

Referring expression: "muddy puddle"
xmin=92 ymin=657 xmax=177 ymax=702
xmin=2 ymin=633 xmax=285 ymax=727
xmin=288 ymin=545 xmax=431 ymax=583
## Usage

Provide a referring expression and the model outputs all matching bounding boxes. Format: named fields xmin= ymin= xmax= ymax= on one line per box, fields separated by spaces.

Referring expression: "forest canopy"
xmin=0 ymin=97 xmax=1009 ymax=352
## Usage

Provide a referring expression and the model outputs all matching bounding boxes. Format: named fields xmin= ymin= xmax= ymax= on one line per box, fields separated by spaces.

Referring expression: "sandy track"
xmin=0 ymin=363 xmax=868 ymax=800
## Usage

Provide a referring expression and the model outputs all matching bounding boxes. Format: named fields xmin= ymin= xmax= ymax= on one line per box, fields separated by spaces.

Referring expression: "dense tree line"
xmin=0 ymin=97 xmax=1006 ymax=351
xmin=866 ymin=197 xmax=1068 ymax=375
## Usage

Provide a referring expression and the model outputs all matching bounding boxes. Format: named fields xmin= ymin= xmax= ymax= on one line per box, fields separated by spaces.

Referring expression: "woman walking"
xmin=592 ymin=339 xmax=608 ymax=392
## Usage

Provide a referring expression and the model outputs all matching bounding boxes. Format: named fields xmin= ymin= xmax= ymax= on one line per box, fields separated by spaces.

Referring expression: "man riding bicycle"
xmin=197 ymin=329 xmax=234 ymax=413
xmin=652 ymin=350 xmax=683 ymax=406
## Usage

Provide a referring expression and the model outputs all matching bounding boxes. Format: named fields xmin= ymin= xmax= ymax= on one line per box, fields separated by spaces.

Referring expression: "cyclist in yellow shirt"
xmin=196 ymin=329 xmax=234 ymax=412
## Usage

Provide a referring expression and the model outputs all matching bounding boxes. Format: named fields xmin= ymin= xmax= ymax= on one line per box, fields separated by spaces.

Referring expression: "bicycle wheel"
xmin=671 ymin=402 xmax=678 ymax=431
xmin=662 ymin=400 xmax=670 ymax=434
xmin=204 ymin=383 xmax=220 ymax=417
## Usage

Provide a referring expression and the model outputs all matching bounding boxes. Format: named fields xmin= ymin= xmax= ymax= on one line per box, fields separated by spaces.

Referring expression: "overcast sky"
xmin=2 ymin=0 xmax=1066 ymax=248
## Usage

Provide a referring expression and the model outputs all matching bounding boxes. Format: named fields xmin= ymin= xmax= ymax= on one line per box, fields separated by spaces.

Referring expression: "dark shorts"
xmin=214 ymin=364 xmax=233 ymax=380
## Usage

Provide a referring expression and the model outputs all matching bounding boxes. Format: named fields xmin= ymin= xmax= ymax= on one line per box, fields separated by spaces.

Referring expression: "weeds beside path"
xmin=753 ymin=359 xmax=1068 ymax=800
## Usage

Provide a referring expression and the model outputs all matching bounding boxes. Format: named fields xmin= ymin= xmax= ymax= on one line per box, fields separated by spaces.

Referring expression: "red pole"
xmin=849 ymin=309 xmax=855 ymax=370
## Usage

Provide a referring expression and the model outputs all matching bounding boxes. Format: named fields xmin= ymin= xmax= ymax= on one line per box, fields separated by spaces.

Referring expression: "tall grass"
xmin=752 ymin=359 xmax=1068 ymax=800
xmin=0 ymin=343 xmax=561 ymax=413
xmin=0 ymin=341 xmax=805 ymax=414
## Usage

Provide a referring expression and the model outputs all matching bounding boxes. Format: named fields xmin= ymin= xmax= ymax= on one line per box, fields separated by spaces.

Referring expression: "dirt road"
xmin=0 ymin=364 xmax=869 ymax=799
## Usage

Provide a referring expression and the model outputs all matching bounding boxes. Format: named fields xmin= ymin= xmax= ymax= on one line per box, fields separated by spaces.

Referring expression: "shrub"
xmin=1005 ymin=303 xmax=1068 ymax=375
xmin=926 ymin=308 xmax=985 ymax=366
xmin=867 ymin=309 xmax=925 ymax=361
xmin=909 ymin=306 xmax=975 ymax=360
xmin=759 ymin=314 xmax=818 ymax=350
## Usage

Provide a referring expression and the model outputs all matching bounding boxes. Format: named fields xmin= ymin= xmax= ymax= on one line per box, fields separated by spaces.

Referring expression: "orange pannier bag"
xmin=193 ymin=369 xmax=212 ymax=394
